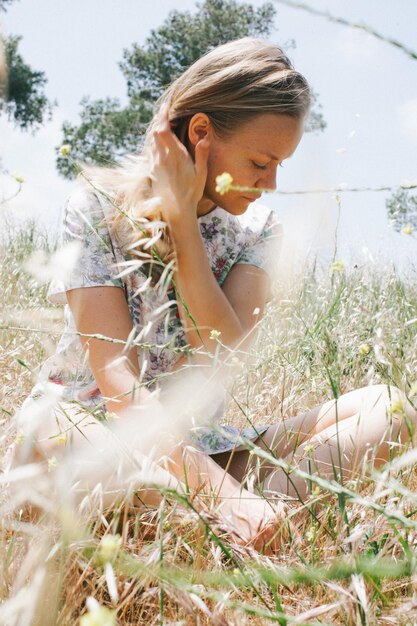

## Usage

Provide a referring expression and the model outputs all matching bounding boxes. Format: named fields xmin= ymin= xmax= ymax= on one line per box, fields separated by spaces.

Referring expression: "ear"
xmin=187 ymin=113 xmax=212 ymax=148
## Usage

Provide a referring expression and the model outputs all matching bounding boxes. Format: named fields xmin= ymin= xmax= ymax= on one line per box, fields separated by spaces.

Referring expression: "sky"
xmin=1 ymin=0 xmax=417 ymax=273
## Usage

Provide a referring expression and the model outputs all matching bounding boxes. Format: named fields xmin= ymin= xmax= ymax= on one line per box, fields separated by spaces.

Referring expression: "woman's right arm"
xmin=66 ymin=286 xmax=150 ymax=414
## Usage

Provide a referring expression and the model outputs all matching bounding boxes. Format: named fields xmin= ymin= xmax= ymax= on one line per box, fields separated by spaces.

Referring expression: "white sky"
xmin=1 ymin=0 xmax=417 ymax=271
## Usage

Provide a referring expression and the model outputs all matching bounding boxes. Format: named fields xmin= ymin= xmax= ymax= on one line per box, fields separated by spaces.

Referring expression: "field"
xmin=1 ymin=220 xmax=417 ymax=625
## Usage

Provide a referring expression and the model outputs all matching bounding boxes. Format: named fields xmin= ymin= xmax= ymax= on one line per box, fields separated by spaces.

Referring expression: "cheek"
xmin=205 ymin=147 xmax=228 ymax=191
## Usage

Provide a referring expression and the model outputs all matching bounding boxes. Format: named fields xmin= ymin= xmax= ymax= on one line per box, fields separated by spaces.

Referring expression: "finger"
xmin=159 ymin=102 xmax=170 ymax=126
xmin=153 ymin=108 xmax=188 ymax=157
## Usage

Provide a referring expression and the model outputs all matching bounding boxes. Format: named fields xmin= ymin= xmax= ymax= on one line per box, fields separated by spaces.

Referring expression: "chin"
xmin=219 ymin=196 xmax=254 ymax=215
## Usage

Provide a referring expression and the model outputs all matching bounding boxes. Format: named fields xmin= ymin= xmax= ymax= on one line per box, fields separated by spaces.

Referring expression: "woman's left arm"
xmin=150 ymin=104 xmax=270 ymax=351
xmin=170 ymin=215 xmax=270 ymax=351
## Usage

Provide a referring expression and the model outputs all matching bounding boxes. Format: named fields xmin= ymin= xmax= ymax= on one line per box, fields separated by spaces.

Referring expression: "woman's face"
xmin=194 ymin=113 xmax=304 ymax=217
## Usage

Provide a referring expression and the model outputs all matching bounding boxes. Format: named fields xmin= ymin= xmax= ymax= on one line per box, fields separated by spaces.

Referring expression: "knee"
xmin=365 ymin=384 xmax=405 ymax=410
xmin=369 ymin=384 xmax=417 ymax=432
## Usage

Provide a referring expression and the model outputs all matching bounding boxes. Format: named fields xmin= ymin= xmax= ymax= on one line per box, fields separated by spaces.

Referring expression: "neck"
xmin=197 ymin=194 xmax=217 ymax=217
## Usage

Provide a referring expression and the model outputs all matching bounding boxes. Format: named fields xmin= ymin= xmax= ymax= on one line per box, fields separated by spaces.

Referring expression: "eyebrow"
xmin=265 ymin=152 xmax=279 ymax=161
xmin=258 ymin=151 xmax=295 ymax=162
xmin=255 ymin=151 xmax=280 ymax=161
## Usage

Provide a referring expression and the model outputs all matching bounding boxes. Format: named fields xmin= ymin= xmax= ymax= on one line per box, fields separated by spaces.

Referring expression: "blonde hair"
xmin=81 ymin=37 xmax=311 ymax=266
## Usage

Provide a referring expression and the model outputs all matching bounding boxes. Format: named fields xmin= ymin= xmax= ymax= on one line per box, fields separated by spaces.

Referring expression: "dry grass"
xmin=1 ymin=219 xmax=417 ymax=625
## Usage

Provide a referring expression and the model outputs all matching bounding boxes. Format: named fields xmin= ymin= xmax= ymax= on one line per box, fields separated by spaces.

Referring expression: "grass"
xmin=1 ymin=217 xmax=417 ymax=625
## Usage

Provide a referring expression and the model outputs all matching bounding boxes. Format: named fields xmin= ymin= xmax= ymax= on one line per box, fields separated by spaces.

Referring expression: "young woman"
xmin=17 ymin=37 xmax=417 ymax=550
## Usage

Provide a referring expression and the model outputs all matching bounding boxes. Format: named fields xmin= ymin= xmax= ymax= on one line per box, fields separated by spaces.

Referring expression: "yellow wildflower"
xmin=47 ymin=456 xmax=58 ymax=472
xmin=215 ymin=172 xmax=233 ymax=195
xmin=359 ymin=343 xmax=371 ymax=356
xmin=330 ymin=259 xmax=344 ymax=274
xmin=401 ymin=224 xmax=413 ymax=235
xmin=80 ymin=606 xmax=116 ymax=626
xmin=15 ymin=430 xmax=25 ymax=444
xmin=59 ymin=144 xmax=71 ymax=157
xmin=390 ymin=400 xmax=405 ymax=416
xmin=98 ymin=534 xmax=122 ymax=563
xmin=11 ymin=172 xmax=25 ymax=184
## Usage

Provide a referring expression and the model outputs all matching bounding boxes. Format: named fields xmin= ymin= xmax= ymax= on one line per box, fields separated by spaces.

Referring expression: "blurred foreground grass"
xmin=1 ymin=220 xmax=417 ymax=625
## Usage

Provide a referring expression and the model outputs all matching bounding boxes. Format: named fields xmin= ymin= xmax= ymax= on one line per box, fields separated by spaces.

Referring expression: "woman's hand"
xmin=149 ymin=103 xmax=210 ymax=225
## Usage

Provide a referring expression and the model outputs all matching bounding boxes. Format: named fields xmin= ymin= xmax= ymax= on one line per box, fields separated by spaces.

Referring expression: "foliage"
xmin=0 ymin=0 xmax=18 ymax=11
xmin=2 ymin=34 xmax=55 ymax=131
xmin=386 ymin=188 xmax=417 ymax=232
xmin=57 ymin=0 xmax=326 ymax=179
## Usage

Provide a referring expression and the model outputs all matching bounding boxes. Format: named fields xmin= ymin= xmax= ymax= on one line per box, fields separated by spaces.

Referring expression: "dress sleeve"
xmin=47 ymin=187 xmax=124 ymax=305
xmin=235 ymin=208 xmax=283 ymax=282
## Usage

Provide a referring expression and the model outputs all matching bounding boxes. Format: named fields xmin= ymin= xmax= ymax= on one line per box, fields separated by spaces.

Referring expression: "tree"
xmin=57 ymin=0 xmax=326 ymax=179
xmin=386 ymin=189 xmax=417 ymax=232
xmin=0 ymin=0 xmax=17 ymax=10
xmin=0 ymin=0 xmax=55 ymax=132
xmin=2 ymin=35 xmax=55 ymax=131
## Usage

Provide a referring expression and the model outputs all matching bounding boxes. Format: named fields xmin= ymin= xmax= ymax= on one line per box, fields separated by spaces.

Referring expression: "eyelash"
xmin=252 ymin=162 xmax=284 ymax=170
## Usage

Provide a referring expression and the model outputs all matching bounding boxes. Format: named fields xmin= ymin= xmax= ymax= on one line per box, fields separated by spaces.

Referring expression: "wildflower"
xmin=390 ymin=400 xmax=405 ymax=416
xmin=210 ymin=329 xmax=221 ymax=340
xmin=105 ymin=411 xmax=120 ymax=421
xmin=401 ymin=224 xmax=413 ymax=235
xmin=359 ymin=343 xmax=371 ymax=356
xmin=47 ymin=456 xmax=58 ymax=472
xmin=305 ymin=528 xmax=316 ymax=542
xmin=15 ymin=430 xmax=25 ymax=444
xmin=11 ymin=171 xmax=25 ymax=184
xmin=98 ymin=534 xmax=122 ymax=563
xmin=80 ymin=605 xmax=116 ymax=626
xmin=303 ymin=444 xmax=314 ymax=455
xmin=330 ymin=259 xmax=344 ymax=274
xmin=215 ymin=172 xmax=233 ymax=195
xmin=56 ymin=433 xmax=68 ymax=444
xmin=59 ymin=144 xmax=71 ymax=157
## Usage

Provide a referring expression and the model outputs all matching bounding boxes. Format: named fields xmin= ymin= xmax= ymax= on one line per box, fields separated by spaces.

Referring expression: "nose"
xmin=256 ymin=167 xmax=278 ymax=192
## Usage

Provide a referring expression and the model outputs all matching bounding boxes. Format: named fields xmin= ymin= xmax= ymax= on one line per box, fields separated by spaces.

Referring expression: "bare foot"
xmin=217 ymin=487 xmax=289 ymax=553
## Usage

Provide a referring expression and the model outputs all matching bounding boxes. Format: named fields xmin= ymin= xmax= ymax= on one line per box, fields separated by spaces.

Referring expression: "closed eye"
xmin=252 ymin=161 xmax=268 ymax=170
xmin=252 ymin=161 xmax=285 ymax=170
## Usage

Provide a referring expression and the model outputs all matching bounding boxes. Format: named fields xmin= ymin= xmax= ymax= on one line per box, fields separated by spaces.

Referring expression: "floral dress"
xmin=28 ymin=185 xmax=282 ymax=455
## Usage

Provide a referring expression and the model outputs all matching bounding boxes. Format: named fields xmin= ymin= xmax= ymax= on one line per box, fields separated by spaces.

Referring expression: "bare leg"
xmin=261 ymin=385 xmax=417 ymax=500
xmin=11 ymin=399 xmax=286 ymax=551
xmin=214 ymin=385 xmax=417 ymax=498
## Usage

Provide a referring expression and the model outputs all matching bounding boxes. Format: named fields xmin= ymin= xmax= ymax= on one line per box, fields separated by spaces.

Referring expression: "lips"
xmin=242 ymin=195 xmax=261 ymax=202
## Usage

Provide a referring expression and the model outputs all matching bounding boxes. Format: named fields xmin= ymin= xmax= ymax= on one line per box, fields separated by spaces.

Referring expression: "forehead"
xmin=227 ymin=113 xmax=304 ymax=158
